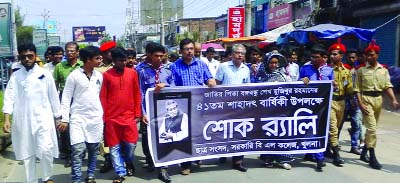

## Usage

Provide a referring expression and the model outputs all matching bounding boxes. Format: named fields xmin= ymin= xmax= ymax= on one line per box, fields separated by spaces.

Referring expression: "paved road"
xmin=1 ymin=110 xmax=400 ymax=183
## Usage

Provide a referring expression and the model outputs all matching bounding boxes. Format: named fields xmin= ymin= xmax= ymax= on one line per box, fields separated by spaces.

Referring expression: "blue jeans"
xmin=343 ymin=107 xmax=363 ymax=147
xmin=71 ymin=142 xmax=99 ymax=182
xmin=110 ymin=142 xmax=137 ymax=176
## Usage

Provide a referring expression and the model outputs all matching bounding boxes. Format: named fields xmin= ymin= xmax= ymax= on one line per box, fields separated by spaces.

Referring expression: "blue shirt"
xmin=138 ymin=63 xmax=174 ymax=114
xmin=170 ymin=57 xmax=213 ymax=86
xmin=299 ymin=64 xmax=334 ymax=81
xmin=215 ymin=61 xmax=250 ymax=85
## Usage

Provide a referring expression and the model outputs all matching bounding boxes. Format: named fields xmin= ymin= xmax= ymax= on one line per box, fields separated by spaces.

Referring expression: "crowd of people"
xmin=1 ymin=37 xmax=398 ymax=183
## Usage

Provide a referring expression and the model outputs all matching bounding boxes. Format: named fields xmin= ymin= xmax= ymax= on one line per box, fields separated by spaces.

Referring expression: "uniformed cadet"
xmin=354 ymin=40 xmax=399 ymax=170
xmin=328 ymin=39 xmax=353 ymax=167
xmin=137 ymin=43 xmax=174 ymax=183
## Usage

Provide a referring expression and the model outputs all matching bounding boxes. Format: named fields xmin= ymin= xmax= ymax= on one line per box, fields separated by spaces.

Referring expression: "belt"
xmin=332 ymin=95 xmax=345 ymax=101
xmin=363 ymin=91 xmax=382 ymax=97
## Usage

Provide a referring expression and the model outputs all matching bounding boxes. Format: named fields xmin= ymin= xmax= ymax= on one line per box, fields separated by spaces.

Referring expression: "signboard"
xmin=48 ymin=36 xmax=61 ymax=46
xmin=268 ymin=3 xmax=293 ymax=30
xmin=146 ymin=81 xmax=333 ymax=167
xmin=228 ymin=7 xmax=245 ymax=38
xmin=72 ymin=26 xmax=106 ymax=42
xmin=0 ymin=3 xmax=12 ymax=56
xmin=31 ymin=20 xmax=58 ymax=34
xmin=32 ymin=29 xmax=47 ymax=60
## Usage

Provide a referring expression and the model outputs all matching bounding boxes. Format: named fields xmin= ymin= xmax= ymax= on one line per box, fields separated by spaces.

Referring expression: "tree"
xmin=15 ymin=7 xmax=34 ymax=44
xmin=98 ymin=33 xmax=112 ymax=45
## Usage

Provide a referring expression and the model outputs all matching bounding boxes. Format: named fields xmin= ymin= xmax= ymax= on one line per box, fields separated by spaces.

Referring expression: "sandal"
xmin=112 ymin=176 xmax=125 ymax=183
xmin=85 ymin=177 xmax=96 ymax=183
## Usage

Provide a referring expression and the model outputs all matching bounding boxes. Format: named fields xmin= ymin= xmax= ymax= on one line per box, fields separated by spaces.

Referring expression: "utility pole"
xmin=245 ymin=0 xmax=251 ymax=36
xmin=11 ymin=0 xmax=17 ymax=56
xmin=160 ymin=0 xmax=165 ymax=46
xmin=41 ymin=9 xmax=50 ymax=29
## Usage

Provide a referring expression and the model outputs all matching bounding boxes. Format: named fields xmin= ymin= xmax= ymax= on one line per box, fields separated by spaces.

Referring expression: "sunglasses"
xmin=19 ymin=54 xmax=35 ymax=60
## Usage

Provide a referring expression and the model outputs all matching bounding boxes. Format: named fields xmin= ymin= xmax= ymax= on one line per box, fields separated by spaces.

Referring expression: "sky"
xmin=8 ymin=0 xmax=242 ymax=42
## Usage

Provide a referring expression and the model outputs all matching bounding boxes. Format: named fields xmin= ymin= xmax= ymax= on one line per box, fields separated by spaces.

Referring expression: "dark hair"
xmin=126 ymin=49 xmax=137 ymax=57
xmin=311 ymin=44 xmax=327 ymax=56
xmin=145 ymin=42 xmax=157 ymax=54
xmin=65 ymin=41 xmax=79 ymax=51
xmin=179 ymin=38 xmax=195 ymax=50
xmin=48 ymin=46 xmax=64 ymax=55
xmin=224 ymin=46 xmax=232 ymax=57
xmin=149 ymin=44 xmax=166 ymax=54
xmin=169 ymin=52 xmax=179 ymax=59
xmin=346 ymin=48 xmax=358 ymax=55
xmin=110 ymin=47 xmax=127 ymax=59
xmin=79 ymin=46 xmax=101 ymax=63
xmin=18 ymin=43 xmax=37 ymax=54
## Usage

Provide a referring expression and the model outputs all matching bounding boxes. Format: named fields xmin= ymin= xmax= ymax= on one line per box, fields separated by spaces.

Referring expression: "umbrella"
xmin=277 ymin=24 xmax=376 ymax=44
xmin=201 ymin=43 xmax=225 ymax=52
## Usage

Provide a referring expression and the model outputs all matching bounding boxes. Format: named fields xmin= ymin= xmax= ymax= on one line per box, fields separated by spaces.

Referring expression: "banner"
xmin=146 ymin=81 xmax=333 ymax=167
xmin=0 ymin=3 xmax=12 ymax=56
xmin=268 ymin=3 xmax=293 ymax=30
xmin=227 ymin=7 xmax=245 ymax=38
xmin=72 ymin=26 xmax=106 ymax=42
xmin=32 ymin=29 xmax=47 ymax=61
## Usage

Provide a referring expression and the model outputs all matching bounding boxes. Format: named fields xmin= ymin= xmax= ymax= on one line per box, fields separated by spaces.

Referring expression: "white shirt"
xmin=201 ymin=57 xmax=220 ymax=77
xmin=61 ymin=68 xmax=104 ymax=145
xmin=215 ymin=61 xmax=251 ymax=85
xmin=44 ymin=62 xmax=57 ymax=74
xmin=287 ymin=62 xmax=299 ymax=81
xmin=2 ymin=64 xmax=61 ymax=160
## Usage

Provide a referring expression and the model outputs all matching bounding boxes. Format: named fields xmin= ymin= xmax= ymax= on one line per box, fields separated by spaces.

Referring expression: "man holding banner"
xmin=300 ymin=44 xmax=334 ymax=171
xmin=214 ymin=43 xmax=250 ymax=172
xmin=138 ymin=43 xmax=174 ymax=183
xmin=169 ymin=38 xmax=216 ymax=175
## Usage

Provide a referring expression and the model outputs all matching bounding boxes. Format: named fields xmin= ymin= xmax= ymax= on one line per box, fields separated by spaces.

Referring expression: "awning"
xmin=277 ymin=23 xmax=376 ymax=44
xmin=255 ymin=22 xmax=296 ymax=43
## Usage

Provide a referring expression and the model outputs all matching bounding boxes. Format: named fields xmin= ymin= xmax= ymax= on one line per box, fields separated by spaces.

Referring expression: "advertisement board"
xmin=72 ymin=26 xmax=106 ymax=42
xmin=0 ymin=3 xmax=12 ymax=56
xmin=227 ymin=7 xmax=245 ymax=38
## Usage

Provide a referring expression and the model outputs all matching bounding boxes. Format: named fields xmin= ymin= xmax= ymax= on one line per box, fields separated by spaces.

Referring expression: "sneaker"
xmin=180 ymin=168 xmax=191 ymax=175
xmin=278 ymin=163 xmax=292 ymax=170
xmin=85 ymin=177 xmax=96 ymax=183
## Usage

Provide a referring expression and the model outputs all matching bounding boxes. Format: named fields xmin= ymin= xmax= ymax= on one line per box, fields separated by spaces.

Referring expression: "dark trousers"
xmin=59 ymin=127 xmax=71 ymax=159
xmin=232 ymin=156 xmax=244 ymax=164
xmin=140 ymin=122 xmax=153 ymax=166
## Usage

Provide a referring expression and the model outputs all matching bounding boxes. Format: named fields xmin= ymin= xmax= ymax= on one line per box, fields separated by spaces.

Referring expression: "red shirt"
xmin=100 ymin=67 xmax=142 ymax=125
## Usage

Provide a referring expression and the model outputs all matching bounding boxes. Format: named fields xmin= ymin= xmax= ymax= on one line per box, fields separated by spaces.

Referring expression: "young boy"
xmin=60 ymin=46 xmax=104 ymax=183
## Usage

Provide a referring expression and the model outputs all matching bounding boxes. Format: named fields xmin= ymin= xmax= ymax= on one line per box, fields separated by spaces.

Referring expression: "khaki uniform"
xmin=330 ymin=63 xmax=353 ymax=146
xmin=354 ymin=63 xmax=392 ymax=148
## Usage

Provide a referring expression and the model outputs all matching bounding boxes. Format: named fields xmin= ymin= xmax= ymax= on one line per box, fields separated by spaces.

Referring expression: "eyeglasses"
xmin=19 ymin=54 xmax=35 ymax=60
xmin=234 ymin=51 xmax=245 ymax=55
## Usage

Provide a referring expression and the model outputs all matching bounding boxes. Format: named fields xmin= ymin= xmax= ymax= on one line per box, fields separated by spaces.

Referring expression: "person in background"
xmin=44 ymin=46 xmax=64 ymax=74
xmin=194 ymin=42 xmax=202 ymax=59
xmin=60 ymin=46 xmax=103 ymax=183
xmin=53 ymin=41 xmax=83 ymax=168
xmin=126 ymin=48 xmax=137 ymax=69
xmin=3 ymin=43 xmax=61 ymax=183
xmin=341 ymin=48 xmax=364 ymax=155
xmin=168 ymin=52 xmax=180 ymax=63
xmin=245 ymin=46 xmax=262 ymax=83
xmin=201 ymin=47 xmax=220 ymax=78
xmin=286 ymin=48 xmax=300 ymax=81
xmin=354 ymin=40 xmax=399 ymax=170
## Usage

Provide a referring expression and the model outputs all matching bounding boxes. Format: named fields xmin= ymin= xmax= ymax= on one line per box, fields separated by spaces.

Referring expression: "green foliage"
xmin=15 ymin=7 xmax=33 ymax=44
xmin=175 ymin=31 xmax=218 ymax=44
xmin=0 ymin=91 xmax=4 ymax=133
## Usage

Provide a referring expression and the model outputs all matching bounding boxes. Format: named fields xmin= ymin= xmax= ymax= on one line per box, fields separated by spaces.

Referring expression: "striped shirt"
xmin=170 ymin=57 xmax=213 ymax=86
